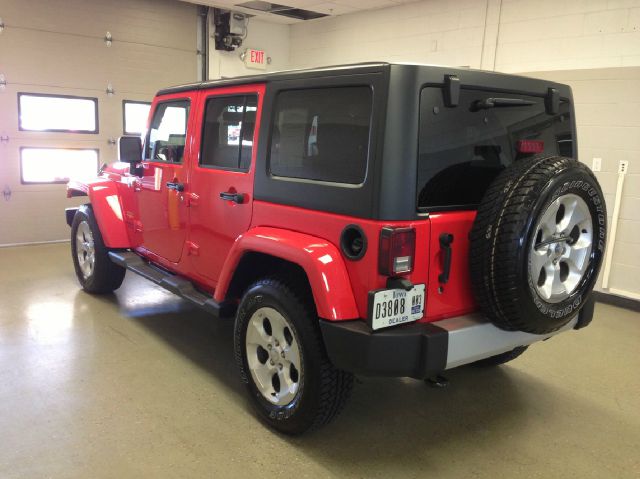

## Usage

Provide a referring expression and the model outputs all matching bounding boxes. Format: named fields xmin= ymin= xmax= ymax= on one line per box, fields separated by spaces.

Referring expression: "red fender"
xmin=215 ymin=227 xmax=359 ymax=321
xmin=67 ymin=179 xmax=131 ymax=248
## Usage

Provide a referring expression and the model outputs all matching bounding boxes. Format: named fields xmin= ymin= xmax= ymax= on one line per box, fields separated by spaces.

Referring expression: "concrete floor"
xmin=0 ymin=243 xmax=639 ymax=478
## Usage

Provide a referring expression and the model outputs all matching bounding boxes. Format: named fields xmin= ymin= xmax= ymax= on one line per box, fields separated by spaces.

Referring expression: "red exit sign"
xmin=244 ymin=49 xmax=267 ymax=70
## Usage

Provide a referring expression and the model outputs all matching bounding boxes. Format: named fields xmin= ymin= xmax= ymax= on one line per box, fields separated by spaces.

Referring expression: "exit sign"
xmin=244 ymin=49 xmax=267 ymax=70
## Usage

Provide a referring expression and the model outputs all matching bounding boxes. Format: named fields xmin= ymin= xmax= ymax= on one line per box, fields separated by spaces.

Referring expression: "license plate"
xmin=368 ymin=284 xmax=425 ymax=330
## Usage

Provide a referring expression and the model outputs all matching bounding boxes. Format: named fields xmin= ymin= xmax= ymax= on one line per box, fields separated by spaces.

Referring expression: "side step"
xmin=108 ymin=251 xmax=235 ymax=318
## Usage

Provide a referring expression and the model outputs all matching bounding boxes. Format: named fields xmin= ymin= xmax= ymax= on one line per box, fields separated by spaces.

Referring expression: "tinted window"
xmin=417 ymin=87 xmax=573 ymax=210
xmin=269 ymin=86 xmax=372 ymax=184
xmin=145 ymin=100 xmax=190 ymax=163
xmin=200 ymin=95 xmax=257 ymax=170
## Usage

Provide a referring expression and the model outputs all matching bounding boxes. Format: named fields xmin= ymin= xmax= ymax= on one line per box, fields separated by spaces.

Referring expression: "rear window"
xmin=269 ymin=86 xmax=372 ymax=185
xmin=417 ymin=87 xmax=573 ymax=211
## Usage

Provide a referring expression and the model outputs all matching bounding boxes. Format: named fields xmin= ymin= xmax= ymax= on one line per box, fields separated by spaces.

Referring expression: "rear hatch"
xmin=418 ymin=84 xmax=575 ymax=320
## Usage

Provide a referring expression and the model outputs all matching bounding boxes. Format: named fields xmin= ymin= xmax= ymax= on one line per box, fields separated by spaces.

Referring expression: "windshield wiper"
xmin=471 ymin=98 xmax=535 ymax=111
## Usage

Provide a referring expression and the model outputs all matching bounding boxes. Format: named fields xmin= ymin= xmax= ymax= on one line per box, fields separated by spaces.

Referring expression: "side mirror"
xmin=118 ymin=136 xmax=142 ymax=164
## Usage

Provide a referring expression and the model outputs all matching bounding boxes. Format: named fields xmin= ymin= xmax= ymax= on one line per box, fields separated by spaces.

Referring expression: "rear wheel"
xmin=70 ymin=205 xmax=126 ymax=294
xmin=234 ymin=278 xmax=353 ymax=435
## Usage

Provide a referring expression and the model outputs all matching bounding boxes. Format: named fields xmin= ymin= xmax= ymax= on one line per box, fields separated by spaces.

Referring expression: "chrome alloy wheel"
xmin=245 ymin=307 xmax=302 ymax=406
xmin=75 ymin=220 xmax=96 ymax=279
xmin=529 ymin=193 xmax=593 ymax=303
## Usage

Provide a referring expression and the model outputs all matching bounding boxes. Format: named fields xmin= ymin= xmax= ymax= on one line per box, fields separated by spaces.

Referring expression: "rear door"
xmin=137 ymin=93 xmax=195 ymax=263
xmin=187 ymin=84 xmax=265 ymax=285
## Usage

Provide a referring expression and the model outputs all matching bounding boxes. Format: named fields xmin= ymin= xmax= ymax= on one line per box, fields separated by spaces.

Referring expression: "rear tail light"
xmin=517 ymin=139 xmax=544 ymax=154
xmin=379 ymin=227 xmax=416 ymax=276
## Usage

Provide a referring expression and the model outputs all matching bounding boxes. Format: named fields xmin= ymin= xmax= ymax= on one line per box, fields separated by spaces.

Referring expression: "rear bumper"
xmin=320 ymin=304 xmax=592 ymax=379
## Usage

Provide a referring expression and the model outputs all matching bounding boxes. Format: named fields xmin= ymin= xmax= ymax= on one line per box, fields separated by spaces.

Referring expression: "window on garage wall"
xmin=18 ymin=93 xmax=99 ymax=133
xmin=123 ymin=100 xmax=151 ymax=135
xmin=20 ymin=147 xmax=99 ymax=184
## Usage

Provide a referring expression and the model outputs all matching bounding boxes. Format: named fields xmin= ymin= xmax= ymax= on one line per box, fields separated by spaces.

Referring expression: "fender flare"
xmin=67 ymin=179 xmax=131 ymax=248
xmin=215 ymin=227 xmax=359 ymax=321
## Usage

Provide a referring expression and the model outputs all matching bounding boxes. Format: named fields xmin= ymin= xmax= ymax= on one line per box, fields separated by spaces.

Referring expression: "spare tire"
xmin=469 ymin=156 xmax=607 ymax=334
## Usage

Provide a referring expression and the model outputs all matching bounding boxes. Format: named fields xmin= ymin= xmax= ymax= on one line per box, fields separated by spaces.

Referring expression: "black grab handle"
xmin=219 ymin=191 xmax=245 ymax=204
xmin=438 ymin=233 xmax=454 ymax=284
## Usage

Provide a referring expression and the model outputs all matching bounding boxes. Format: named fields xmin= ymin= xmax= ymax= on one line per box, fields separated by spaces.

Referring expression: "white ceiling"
xmin=181 ymin=0 xmax=422 ymax=24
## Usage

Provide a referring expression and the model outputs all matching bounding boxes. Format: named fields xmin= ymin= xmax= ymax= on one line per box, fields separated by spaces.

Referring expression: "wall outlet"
xmin=619 ymin=160 xmax=629 ymax=175
xmin=592 ymin=157 xmax=602 ymax=172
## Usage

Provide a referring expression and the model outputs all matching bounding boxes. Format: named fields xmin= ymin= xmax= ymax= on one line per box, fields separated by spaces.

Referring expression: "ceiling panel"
xmin=180 ymin=0 xmax=423 ymax=23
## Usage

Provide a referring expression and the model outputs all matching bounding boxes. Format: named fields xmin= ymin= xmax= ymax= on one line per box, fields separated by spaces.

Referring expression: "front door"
xmin=137 ymin=95 xmax=194 ymax=263
xmin=188 ymin=85 xmax=264 ymax=284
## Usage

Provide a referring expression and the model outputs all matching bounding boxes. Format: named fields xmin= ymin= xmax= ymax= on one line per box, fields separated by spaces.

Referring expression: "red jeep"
xmin=66 ymin=63 xmax=606 ymax=434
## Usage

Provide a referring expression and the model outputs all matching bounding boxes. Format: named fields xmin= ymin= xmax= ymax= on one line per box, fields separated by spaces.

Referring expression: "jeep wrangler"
xmin=66 ymin=63 xmax=606 ymax=435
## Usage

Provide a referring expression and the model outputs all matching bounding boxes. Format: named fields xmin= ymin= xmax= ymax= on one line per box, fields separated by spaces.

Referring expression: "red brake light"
xmin=517 ymin=139 xmax=544 ymax=154
xmin=379 ymin=227 xmax=416 ymax=276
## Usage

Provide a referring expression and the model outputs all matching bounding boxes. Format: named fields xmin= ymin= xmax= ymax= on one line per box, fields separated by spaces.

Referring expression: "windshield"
xmin=417 ymin=87 xmax=573 ymax=211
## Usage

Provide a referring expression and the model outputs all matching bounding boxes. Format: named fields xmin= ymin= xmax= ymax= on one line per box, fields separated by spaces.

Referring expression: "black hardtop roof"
xmin=156 ymin=62 xmax=565 ymax=97
xmin=157 ymin=62 xmax=388 ymax=95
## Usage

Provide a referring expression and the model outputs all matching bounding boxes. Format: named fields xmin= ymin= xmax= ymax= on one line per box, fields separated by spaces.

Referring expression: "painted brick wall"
xmin=288 ymin=0 xmax=640 ymax=72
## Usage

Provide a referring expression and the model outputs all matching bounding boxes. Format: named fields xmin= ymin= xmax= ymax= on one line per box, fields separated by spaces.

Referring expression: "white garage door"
xmin=0 ymin=0 xmax=198 ymax=245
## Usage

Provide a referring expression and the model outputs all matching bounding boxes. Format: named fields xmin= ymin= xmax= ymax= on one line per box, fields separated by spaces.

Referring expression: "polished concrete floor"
xmin=0 ymin=243 xmax=639 ymax=478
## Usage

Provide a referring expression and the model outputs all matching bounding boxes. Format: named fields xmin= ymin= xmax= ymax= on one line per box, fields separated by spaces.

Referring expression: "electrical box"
xmin=229 ymin=13 xmax=247 ymax=35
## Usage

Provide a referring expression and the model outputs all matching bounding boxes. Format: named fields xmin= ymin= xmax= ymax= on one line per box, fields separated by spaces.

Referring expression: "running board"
xmin=108 ymin=251 xmax=235 ymax=318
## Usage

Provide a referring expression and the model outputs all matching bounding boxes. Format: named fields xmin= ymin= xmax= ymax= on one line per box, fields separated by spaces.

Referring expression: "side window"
xmin=269 ymin=86 xmax=372 ymax=185
xmin=145 ymin=100 xmax=190 ymax=163
xmin=200 ymin=95 xmax=257 ymax=170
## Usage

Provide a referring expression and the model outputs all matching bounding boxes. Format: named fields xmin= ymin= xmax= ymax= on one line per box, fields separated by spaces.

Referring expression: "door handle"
xmin=219 ymin=191 xmax=245 ymax=204
xmin=166 ymin=182 xmax=184 ymax=192
xmin=438 ymin=233 xmax=454 ymax=284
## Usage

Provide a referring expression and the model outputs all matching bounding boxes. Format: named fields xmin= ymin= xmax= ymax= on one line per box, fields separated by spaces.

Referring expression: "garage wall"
xmin=288 ymin=0 xmax=640 ymax=72
xmin=0 ymin=0 xmax=198 ymax=246
xmin=525 ymin=67 xmax=640 ymax=299
xmin=208 ymin=18 xmax=290 ymax=79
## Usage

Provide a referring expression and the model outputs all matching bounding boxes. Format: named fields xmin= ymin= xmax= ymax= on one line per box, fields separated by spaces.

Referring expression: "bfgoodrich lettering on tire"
xmin=234 ymin=278 xmax=354 ymax=435
xmin=469 ymin=156 xmax=606 ymax=334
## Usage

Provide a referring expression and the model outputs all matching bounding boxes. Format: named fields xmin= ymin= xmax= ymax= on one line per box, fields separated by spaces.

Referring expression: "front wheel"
xmin=234 ymin=278 xmax=353 ymax=435
xmin=70 ymin=204 xmax=126 ymax=294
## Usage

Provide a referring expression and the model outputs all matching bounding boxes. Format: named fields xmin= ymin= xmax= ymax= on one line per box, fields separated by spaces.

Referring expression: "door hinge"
xmin=186 ymin=241 xmax=200 ymax=256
